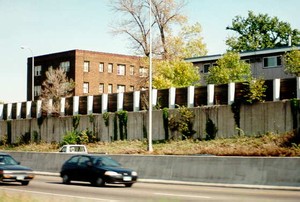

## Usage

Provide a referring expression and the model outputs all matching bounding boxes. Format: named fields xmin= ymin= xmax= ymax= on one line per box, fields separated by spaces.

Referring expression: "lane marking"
xmin=155 ymin=192 xmax=212 ymax=199
xmin=0 ymin=187 xmax=119 ymax=202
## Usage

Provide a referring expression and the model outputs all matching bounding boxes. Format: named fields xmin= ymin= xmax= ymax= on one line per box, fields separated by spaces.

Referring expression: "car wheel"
xmin=125 ymin=183 xmax=133 ymax=187
xmin=21 ymin=181 xmax=29 ymax=186
xmin=93 ymin=177 xmax=105 ymax=187
xmin=62 ymin=174 xmax=71 ymax=184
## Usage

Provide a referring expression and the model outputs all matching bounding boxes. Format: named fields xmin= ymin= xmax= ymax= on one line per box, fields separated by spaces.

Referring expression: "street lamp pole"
xmin=148 ymin=0 xmax=153 ymax=152
xmin=21 ymin=46 xmax=34 ymax=101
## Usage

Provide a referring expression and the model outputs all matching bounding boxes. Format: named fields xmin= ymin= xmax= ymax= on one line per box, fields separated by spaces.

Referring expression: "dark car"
xmin=60 ymin=155 xmax=138 ymax=187
xmin=0 ymin=153 xmax=34 ymax=186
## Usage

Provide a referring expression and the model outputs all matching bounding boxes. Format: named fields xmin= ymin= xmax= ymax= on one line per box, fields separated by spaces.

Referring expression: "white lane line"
xmin=155 ymin=192 xmax=212 ymax=199
xmin=0 ymin=187 xmax=119 ymax=202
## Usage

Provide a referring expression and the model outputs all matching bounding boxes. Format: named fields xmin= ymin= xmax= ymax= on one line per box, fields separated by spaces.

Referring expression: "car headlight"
xmin=104 ymin=171 xmax=122 ymax=176
xmin=131 ymin=171 xmax=137 ymax=176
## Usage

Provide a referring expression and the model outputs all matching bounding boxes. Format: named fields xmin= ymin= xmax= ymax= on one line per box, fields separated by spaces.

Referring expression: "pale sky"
xmin=0 ymin=0 xmax=299 ymax=103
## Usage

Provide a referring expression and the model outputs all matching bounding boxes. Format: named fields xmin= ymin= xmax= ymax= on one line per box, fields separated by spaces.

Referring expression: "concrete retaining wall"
xmin=6 ymin=152 xmax=300 ymax=187
xmin=0 ymin=101 xmax=294 ymax=143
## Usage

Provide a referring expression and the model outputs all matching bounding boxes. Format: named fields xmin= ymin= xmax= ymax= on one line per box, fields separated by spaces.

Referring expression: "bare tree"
xmin=111 ymin=0 xmax=187 ymax=59
xmin=39 ymin=68 xmax=74 ymax=115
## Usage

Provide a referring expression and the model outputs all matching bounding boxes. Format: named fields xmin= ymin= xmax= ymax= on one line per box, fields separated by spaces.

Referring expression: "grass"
xmin=0 ymin=132 xmax=300 ymax=156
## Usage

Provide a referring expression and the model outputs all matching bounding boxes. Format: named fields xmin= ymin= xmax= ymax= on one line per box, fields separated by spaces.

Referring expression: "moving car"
xmin=0 ymin=153 xmax=34 ymax=185
xmin=60 ymin=155 xmax=138 ymax=187
xmin=59 ymin=144 xmax=88 ymax=154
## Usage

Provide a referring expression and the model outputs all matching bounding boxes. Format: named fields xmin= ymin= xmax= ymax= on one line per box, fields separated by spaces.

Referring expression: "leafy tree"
xmin=40 ymin=68 xmax=75 ymax=115
xmin=226 ymin=11 xmax=300 ymax=52
xmin=153 ymin=59 xmax=200 ymax=89
xmin=284 ymin=49 xmax=300 ymax=77
xmin=166 ymin=22 xmax=207 ymax=60
xmin=206 ymin=52 xmax=251 ymax=84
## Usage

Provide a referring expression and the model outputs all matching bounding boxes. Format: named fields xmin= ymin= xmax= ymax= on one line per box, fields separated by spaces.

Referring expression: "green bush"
xmin=205 ymin=118 xmax=218 ymax=141
xmin=61 ymin=130 xmax=78 ymax=146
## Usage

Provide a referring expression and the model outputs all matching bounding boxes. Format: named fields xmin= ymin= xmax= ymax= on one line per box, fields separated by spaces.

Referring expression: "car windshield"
xmin=92 ymin=157 xmax=120 ymax=167
xmin=0 ymin=155 xmax=18 ymax=165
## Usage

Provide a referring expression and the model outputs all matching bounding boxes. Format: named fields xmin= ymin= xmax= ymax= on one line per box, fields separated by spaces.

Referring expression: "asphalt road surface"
xmin=0 ymin=175 xmax=300 ymax=202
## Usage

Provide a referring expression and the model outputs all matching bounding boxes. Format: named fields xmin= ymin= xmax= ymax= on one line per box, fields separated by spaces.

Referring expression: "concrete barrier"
xmin=6 ymin=152 xmax=300 ymax=187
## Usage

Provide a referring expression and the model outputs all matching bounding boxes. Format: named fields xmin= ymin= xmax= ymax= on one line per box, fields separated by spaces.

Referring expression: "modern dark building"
xmin=25 ymin=50 xmax=148 ymax=101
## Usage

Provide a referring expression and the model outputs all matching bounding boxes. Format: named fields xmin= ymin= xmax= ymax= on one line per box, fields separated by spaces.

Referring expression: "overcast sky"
xmin=0 ymin=0 xmax=299 ymax=103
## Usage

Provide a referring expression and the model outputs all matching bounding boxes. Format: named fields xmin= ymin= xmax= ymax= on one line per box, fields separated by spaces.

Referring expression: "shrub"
xmin=205 ymin=118 xmax=218 ymax=140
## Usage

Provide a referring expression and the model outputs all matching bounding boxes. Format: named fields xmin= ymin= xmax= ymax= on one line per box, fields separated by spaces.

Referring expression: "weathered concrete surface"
xmin=6 ymin=152 xmax=300 ymax=187
xmin=0 ymin=101 xmax=294 ymax=143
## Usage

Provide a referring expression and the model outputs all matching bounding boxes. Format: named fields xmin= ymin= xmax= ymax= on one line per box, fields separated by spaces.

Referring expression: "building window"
xmin=34 ymin=85 xmax=41 ymax=96
xmin=84 ymin=61 xmax=90 ymax=72
xmin=202 ymin=64 xmax=210 ymax=73
xmin=108 ymin=63 xmax=113 ymax=73
xmin=34 ymin=65 xmax=42 ymax=76
xmin=83 ymin=82 xmax=89 ymax=94
xmin=263 ymin=56 xmax=282 ymax=68
xmin=108 ymin=84 xmax=113 ymax=94
xmin=60 ymin=61 xmax=70 ymax=72
xmin=139 ymin=67 xmax=148 ymax=77
xmin=117 ymin=85 xmax=125 ymax=93
xmin=130 ymin=65 xmax=134 ymax=75
xmin=117 ymin=64 xmax=126 ymax=75
xmin=129 ymin=85 xmax=134 ymax=91
xmin=99 ymin=62 xmax=104 ymax=72
xmin=99 ymin=83 xmax=104 ymax=94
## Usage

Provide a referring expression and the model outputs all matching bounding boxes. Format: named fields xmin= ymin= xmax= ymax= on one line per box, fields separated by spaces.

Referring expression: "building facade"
xmin=26 ymin=50 xmax=148 ymax=101
xmin=185 ymin=46 xmax=300 ymax=85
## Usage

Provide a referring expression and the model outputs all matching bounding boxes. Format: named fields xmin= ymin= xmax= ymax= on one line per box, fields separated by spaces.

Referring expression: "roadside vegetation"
xmin=0 ymin=132 xmax=299 ymax=157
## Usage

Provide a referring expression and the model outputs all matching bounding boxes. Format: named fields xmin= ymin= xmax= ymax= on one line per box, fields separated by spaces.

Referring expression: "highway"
xmin=0 ymin=175 xmax=300 ymax=201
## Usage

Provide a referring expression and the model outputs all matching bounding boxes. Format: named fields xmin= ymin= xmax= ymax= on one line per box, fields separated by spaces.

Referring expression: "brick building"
xmin=26 ymin=50 xmax=148 ymax=101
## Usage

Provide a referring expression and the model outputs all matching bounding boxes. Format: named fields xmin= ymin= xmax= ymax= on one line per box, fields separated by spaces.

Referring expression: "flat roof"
xmin=185 ymin=46 xmax=300 ymax=63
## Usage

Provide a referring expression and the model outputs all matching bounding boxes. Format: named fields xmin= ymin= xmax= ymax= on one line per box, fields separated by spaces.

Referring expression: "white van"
xmin=59 ymin=145 xmax=88 ymax=154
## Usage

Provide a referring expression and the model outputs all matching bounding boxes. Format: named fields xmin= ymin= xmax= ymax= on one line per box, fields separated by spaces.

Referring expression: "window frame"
xmin=117 ymin=64 xmax=126 ymax=76
xmin=83 ymin=61 xmax=90 ymax=72
xmin=83 ymin=82 xmax=89 ymax=94
xmin=60 ymin=61 xmax=70 ymax=72
xmin=108 ymin=63 xmax=113 ymax=73
xmin=99 ymin=62 xmax=104 ymax=72
xmin=34 ymin=65 xmax=42 ymax=76
xmin=263 ymin=56 xmax=282 ymax=68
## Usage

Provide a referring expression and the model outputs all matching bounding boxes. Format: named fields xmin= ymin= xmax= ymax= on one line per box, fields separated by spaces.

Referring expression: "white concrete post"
xmin=37 ymin=100 xmax=42 ymax=118
xmin=152 ymin=89 xmax=157 ymax=107
xmin=117 ymin=92 xmax=124 ymax=111
xmin=60 ymin=97 xmax=65 ymax=116
xmin=73 ymin=96 xmax=79 ymax=115
xmin=47 ymin=99 xmax=53 ymax=116
xmin=169 ymin=87 xmax=176 ymax=109
xmin=228 ymin=82 xmax=235 ymax=105
xmin=133 ymin=91 xmax=140 ymax=112
xmin=16 ymin=102 xmax=22 ymax=119
xmin=87 ymin=95 xmax=93 ymax=115
xmin=187 ymin=86 xmax=195 ymax=108
xmin=26 ymin=101 xmax=32 ymax=119
xmin=207 ymin=84 xmax=215 ymax=105
xmin=101 ymin=94 xmax=108 ymax=113
xmin=0 ymin=104 xmax=3 ymax=120
xmin=297 ymin=77 xmax=300 ymax=99
xmin=273 ymin=78 xmax=280 ymax=101
xmin=7 ymin=103 xmax=12 ymax=120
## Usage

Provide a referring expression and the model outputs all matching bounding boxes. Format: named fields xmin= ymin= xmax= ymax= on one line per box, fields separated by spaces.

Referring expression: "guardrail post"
xmin=37 ymin=100 xmax=42 ymax=118
xmin=16 ymin=102 xmax=22 ymax=119
xmin=207 ymin=84 xmax=214 ymax=105
xmin=0 ymin=104 xmax=3 ymax=120
xmin=133 ymin=91 xmax=140 ymax=112
xmin=26 ymin=101 xmax=32 ymax=118
xmin=7 ymin=103 xmax=12 ymax=120
xmin=87 ymin=95 xmax=93 ymax=115
xmin=102 ymin=94 xmax=108 ymax=113
xmin=273 ymin=78 xmax=280 ymax=101
xmin=117 ymin=93 xmax=124 ymax=111
xmin=228 ymin=82 xmax=235 ymax=105
xmin=297 ymin=77 xmax=300 ymax=99
xmin=73 ymin=96 xmax=79 ymax=115
xmin=187 ymin=86 xmax=195 ymax=108
xmin=169 ymin=87 xmax=176 ymax=109
xmin=60 ymin=98 xmax=65 ymax=116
